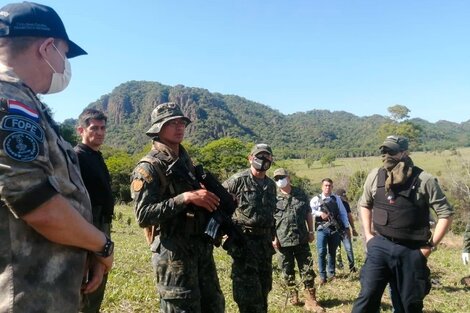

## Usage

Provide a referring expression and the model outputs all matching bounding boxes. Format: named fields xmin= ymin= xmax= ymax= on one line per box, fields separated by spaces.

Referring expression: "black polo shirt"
xmin=74 ymin=143 xmax=114 ymax=224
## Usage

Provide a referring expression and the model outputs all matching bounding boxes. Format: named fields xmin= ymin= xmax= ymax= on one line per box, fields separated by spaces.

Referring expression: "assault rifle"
xmin=318 ymin=198 xmax=346 ymax=237
xmin=166 ymin=159 xmax=245 ymax=250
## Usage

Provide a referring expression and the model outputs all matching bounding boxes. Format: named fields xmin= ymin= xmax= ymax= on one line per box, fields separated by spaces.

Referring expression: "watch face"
xmin=107 ymin=240 xmax=114 ymax=256
xmin=96 ymin=237 xmax=114 ymax=257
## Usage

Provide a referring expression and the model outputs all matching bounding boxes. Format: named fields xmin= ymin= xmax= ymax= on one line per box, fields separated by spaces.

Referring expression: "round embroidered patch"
xmin=131 ymin=179 xmax=144 ymax=192
xmin=3 ymin=132 xmax=39 ymax=162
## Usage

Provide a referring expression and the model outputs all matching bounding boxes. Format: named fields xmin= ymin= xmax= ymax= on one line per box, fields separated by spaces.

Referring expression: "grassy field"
xmin=101 ymin=205 xmax=470 ymax=313
xmin=279 ymin=147 xmax=470 ymax=191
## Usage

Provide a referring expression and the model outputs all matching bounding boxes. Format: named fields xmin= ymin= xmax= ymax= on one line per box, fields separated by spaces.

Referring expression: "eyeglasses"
xmin=274 ymin=176 xmax=286 ymax=181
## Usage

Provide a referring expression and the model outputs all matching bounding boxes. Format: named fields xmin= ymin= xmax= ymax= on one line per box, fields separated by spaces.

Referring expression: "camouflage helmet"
xmin=146 ymin=102 xmax=191 ymax=137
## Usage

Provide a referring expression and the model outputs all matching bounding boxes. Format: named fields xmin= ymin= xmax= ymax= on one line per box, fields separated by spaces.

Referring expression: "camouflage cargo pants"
xmin=152 ymin=237 xmax=225 ymax=313
xmin=229 ymin=236 xmax=275 ymax=313
xmin=278 ymin=242 xmax=316 ymax=289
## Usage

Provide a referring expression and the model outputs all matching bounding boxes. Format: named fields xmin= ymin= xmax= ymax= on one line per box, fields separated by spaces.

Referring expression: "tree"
xmin=104 ymin=148 xmax=137 ymax=203
xmin=387 ymin=104 xmax=410 ymax=122
xmin=198 ymin=137 xmax=250 ymax=180
xmin=59 ymin=122 xmax=78 ymax=146
xmin=319 ymin=154 xmax=336 ymax=167
xmin=378 ymin=105 xmax=422 ymax=150
xmin=348 ymin=169 xmax=368 ymax=205
xmin=305 ymin=157 xmax=315 ymax=169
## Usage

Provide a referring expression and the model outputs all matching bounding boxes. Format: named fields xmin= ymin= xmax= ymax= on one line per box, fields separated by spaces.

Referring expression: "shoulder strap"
xmin=139 ymin=151 xmax=175 ymax=197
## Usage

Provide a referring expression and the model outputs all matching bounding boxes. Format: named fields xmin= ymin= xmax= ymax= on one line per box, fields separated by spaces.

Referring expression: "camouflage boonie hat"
xmin=379 ymin=135 xmax=409 ymax=153
xmin=146 ymin=102 xmax=191 ymax=136
xmin=273 ymin=168 xmax=288 ymax=179
xmin=250 ymin=143 xmax=273 ymax=156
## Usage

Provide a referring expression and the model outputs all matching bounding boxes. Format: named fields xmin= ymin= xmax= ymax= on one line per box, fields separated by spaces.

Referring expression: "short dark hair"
xmin=321 ymin=178 xmax=333 ymax=184
xmin=77 ymin=109 xmax=107 ymax=128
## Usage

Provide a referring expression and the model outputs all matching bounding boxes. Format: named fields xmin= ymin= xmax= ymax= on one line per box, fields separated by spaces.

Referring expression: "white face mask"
xmin=276 ymin=177 xmax=288 ymax=188
xmin=42 ymin=43 xmax=72 ymax=94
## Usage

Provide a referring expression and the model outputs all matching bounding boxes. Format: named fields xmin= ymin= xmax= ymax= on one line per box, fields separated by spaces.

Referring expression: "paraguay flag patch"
xmin=7 ymin=99 xmax=39 ymax=122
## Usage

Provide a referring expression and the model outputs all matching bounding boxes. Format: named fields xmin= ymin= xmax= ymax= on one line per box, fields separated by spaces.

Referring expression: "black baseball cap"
xmin=0 ymin=2 xmax=86 ymax=58
xmin=379 ymin=135 xmax=409 ymax=154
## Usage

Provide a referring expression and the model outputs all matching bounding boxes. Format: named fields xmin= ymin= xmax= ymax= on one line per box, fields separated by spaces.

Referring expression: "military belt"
xmin=240 ymin=226 xmax=271 ymax=236
xmin=379 ymin=234 xmax=427 ymax=248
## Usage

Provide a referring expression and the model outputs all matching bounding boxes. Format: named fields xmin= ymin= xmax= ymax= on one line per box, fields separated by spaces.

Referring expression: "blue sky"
xmin=36 ymin=0 xmax=469 ymax=123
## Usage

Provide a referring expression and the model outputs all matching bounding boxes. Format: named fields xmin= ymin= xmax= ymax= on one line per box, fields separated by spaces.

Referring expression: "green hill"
xmin=80 ymin=80 xmax=470 ymax=155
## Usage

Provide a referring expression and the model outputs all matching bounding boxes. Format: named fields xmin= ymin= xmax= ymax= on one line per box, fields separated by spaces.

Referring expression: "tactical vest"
xmin=315 ymin=195 xmax=343 ymax=230
xmin=138 ymin=149 xmax=207 ymax=244
xmin=373 ymin=166 xmax=431 ymax=242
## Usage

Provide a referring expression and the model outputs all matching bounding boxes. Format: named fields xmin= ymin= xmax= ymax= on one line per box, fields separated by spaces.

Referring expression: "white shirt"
xmin=310 ymin=193 xmax=350 ymax=228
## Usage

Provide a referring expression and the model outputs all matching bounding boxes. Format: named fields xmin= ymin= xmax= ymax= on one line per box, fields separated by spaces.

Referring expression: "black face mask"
xmin=252 ymin=156 xmax=272 ymax=171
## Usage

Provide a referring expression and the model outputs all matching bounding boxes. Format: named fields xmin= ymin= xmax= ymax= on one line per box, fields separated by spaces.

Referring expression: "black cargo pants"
xmin=352 ymin=235 xmax=431 ymax=313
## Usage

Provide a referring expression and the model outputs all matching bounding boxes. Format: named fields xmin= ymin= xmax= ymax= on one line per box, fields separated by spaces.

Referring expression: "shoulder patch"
xmin=7 ymin=99 xmax=39 ymax=122
xmin=3 ymin=131 xmax=39 ymax=162
xmin=1 ymin=115 xmax=44 ymax=142
xmin=136 ymin=167 xmax=153 ymax=183
xmin=131 ymin=179 xmax=144 ymax=192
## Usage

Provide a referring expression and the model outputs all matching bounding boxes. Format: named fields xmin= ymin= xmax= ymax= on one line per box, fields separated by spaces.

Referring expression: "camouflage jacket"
xmin=0 ymin=64 xmax=91 ymax=312
xmin=274 ymin=186 xmax=311 ymax=247
xmin=223 ymin=169 xmax=277 ymax=231
xmin=131 ymin=141 xmax=207 ymax=252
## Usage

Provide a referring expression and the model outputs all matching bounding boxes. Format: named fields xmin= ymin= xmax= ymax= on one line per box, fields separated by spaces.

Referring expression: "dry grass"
xmin=102 ymin=205 xmax=470 ymax=313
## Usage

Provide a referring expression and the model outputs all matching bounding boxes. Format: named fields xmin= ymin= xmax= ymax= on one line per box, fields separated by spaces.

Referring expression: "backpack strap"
xmin=137 ymin=151 xmax=175 ymax=245
xmin=139 ymin=151 xmax=175 ymax=197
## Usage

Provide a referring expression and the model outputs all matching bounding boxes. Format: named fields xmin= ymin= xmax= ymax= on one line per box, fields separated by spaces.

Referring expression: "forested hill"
xmin=80 ymin=80 xmax=470 ymax=156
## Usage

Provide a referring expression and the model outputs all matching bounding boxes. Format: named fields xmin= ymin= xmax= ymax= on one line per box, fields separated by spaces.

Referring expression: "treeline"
xmin=59 ymin=80 xmax=470 ymax=156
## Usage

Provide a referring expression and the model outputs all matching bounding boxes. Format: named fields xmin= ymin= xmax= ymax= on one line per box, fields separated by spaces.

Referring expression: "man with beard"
xmin=352 ymin=135 xmax=453 ymax=313
xmin=223 ymin=143 xmax=277 ymax=313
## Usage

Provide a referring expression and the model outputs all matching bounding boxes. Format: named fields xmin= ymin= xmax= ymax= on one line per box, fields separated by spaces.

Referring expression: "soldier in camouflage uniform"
xmin=130 ymin=102 xmax=225 ymax=313
xmin=0 ymin=3 xmax=113 ymax=312
xmin=272 ymin=168 xmax=324 ymax=312
xmin=223 ymin=143 xmax=277 ymax=313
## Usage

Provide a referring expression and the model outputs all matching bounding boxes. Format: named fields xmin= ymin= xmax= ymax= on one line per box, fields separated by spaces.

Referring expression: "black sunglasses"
xmin=380 ymin=147 xmax=399 ymax=155
xmin=274 ymin=175 xmax=286 ymax=181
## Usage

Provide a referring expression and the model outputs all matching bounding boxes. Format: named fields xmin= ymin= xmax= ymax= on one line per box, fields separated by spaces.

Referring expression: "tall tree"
xmin=387 ymin=104 xmax=410 ymax=122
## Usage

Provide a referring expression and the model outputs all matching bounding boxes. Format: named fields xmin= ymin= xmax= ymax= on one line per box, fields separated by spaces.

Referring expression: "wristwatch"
xmin=426 ymin=240 xmax=437 ymax=252
xmin=95 ymin=235 xmax=114 ymax=257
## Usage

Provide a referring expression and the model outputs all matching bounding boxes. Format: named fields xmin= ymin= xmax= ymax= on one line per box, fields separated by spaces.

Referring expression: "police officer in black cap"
xmin=0 ymin=2 xmax=112 ymax=312
xmin=352 ymin=135 xmax=454 ymax=313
